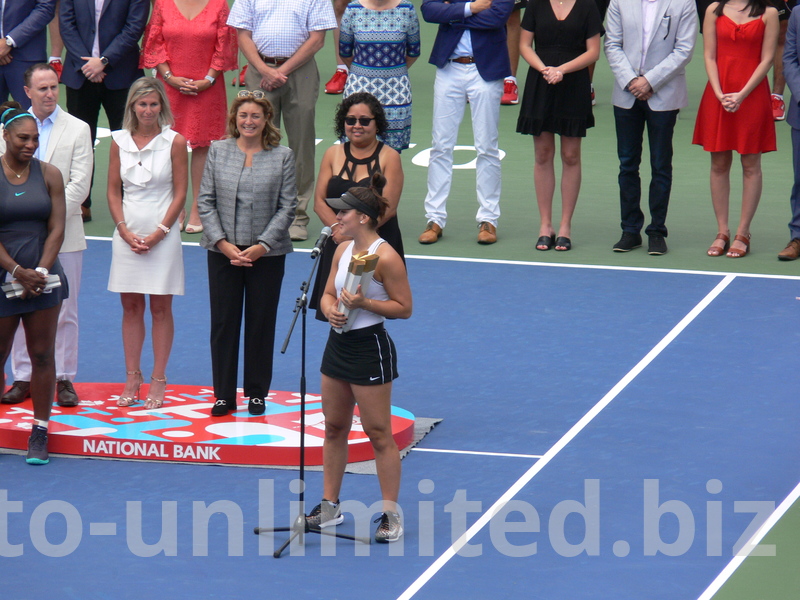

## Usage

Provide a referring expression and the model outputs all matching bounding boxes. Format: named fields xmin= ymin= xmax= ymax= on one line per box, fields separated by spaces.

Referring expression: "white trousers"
xmin=423 ymin=61 xmax=503 ymax=229
xmin=12 ymin=250 xmax=82 ymax=381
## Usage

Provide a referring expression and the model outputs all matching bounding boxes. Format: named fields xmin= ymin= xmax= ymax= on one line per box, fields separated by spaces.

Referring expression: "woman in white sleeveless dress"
xmin=107 ymin=78 xmax=188 ymax=410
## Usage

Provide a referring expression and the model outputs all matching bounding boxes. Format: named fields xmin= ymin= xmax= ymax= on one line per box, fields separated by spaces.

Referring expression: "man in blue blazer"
xmin=59 ymin=0 xmax=148 ymax=220
xmin=780 ymin=6 xmax=800 ymax=260
xmin=418 ymin=0 xmax=513 ymax=246
xmin=0 ymin=0 xmax=55 ymax=105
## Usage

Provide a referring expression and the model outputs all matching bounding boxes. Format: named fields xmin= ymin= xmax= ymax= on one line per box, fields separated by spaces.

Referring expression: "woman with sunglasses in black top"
xmin=309 ymin=92 xmax=405 ymax=322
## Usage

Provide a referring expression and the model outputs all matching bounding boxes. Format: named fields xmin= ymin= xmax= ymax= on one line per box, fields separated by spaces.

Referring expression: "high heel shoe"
xmin=117 ymin=370 xmax=142 ymax=407
xmin=145 ymin=376 xmax=167 ymax=410
xmin=707 ymin=232 xmax=730 ymax=257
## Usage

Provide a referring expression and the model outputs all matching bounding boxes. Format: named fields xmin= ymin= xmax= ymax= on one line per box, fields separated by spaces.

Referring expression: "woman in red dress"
xmin=693 ymin=0 xmax=779 ymax=258
xmin=141 ymin=0 xmax=238 ymax=233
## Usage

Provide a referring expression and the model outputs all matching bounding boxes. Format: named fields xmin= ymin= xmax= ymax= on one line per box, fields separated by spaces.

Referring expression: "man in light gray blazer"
xmin=605 ymin=0 xmax=697 ymax=255
xmin=0 ymin=63 xmax=92 ymax=407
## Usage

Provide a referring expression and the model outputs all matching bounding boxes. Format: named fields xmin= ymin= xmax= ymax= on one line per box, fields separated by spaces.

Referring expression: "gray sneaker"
xmin=26 ymin=425 xmax=49 ymax=465
xmin=306 ymin=499 xmax=343 ymax=530
xmin=374 ymin=511 xmax=403 ymax=543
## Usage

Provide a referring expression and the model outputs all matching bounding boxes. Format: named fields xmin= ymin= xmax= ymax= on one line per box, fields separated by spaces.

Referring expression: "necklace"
xmin=1 ymin=156 xmax=29 ymax=179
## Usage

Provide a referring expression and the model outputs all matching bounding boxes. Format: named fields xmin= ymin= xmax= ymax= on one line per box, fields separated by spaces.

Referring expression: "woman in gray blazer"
xmin=197 ymin=91 xmax=297 ymax=416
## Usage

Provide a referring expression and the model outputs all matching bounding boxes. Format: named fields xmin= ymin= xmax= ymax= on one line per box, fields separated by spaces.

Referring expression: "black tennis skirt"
xmin=320 ymin=323 xmax=398 ymax=386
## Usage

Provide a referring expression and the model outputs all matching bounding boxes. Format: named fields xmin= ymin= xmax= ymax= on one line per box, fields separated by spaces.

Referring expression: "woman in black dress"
xmin=517 ymin=0 xmax=603 ymax=251
xmin=310 ymin=92 xmax=404 ymax=321
xmin=0 ymin=102 xmax=68 ymax=465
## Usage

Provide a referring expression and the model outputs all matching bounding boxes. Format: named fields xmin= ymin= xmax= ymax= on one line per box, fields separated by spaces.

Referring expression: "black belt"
xmin=449 ymin=56 xmax=476 ymax=64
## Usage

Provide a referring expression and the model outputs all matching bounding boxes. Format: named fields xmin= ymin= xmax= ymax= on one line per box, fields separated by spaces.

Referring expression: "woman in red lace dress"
xmin=141 ymin=0 xmax=238 ymax=233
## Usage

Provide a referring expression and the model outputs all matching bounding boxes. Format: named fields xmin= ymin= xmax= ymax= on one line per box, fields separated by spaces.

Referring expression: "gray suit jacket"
xmin=604 ymin=0 xmax=697 ymax=111
xmin=784 ymin=9 xmax=800 ymax=129
xmin=0 ymin=108 xmax=92 ymax=253
xmin=198 ymin=138 xmax=297 ymax=256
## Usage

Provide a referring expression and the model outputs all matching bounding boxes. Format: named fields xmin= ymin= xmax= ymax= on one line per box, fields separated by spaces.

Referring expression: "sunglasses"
xmin=344 ymin=116 xmax=375 ymax=126
xmin=237 ymin=89 xmax=266 ymax=99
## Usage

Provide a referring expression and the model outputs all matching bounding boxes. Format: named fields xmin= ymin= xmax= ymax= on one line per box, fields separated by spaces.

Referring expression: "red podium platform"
xmin=0 ymin=383 xmax=415 ymax=466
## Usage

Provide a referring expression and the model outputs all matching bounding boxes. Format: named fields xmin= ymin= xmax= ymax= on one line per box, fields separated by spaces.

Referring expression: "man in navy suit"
xmin=59 ymin=0 xmax=148 ymax=220
xmin=780 ymin=6 xmax=800 ymax=260
xmin=418 ymin=0 xmax=513 ymax=246
xmin=0 ymin=0 xmax=55 ymax=105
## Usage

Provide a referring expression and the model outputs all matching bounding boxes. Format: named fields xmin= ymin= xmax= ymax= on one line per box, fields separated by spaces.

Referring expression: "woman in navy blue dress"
xmin=0 ymin=102 xmax=68 ymax=465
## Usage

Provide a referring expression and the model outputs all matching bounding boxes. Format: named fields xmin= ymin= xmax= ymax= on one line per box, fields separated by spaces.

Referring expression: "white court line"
xmin=396 ymin=274 xmax=737 ymax=600
xmin=85 ymin=237 xmax=800 ymax=281
xmin=412 ymin=448 xmax=542 ymax=459
xmin=696 ymin=480 xmax=800 ymax=600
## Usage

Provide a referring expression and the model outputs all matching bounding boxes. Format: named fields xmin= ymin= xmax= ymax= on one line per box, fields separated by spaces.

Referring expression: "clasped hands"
xmin=219 ymin=240 xmax=267 ymax=267
xmin=628 ymin=76 xmax=653 ymax=101
xmin=258 ymin=65 xmax=288 ymax=92
xmin=541 ymin=67 xmax=564 ymax=85
xmin=120 ymin=227 xmax=165 ymax=255
xmin=80 ymin=56 xmax=106 ymax=83
xmin=167 ymin=75 xmax=213 ymax=95
xmin=719 ymin=92 xmax=744 ymax=113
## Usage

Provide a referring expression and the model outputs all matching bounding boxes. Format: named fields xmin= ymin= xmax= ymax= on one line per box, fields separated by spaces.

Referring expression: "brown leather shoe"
xmin=2 ymin=380 xmax=30 ymax=404
xmin=418 ymin=222 xmax=442 ymax=244
xmin=778 ymin=238 xmax=800 ymax=261
xmin=57 ymin=380 xmax=80 ymax=407
xmin=477 ymin=222 xmax=497 ymax=244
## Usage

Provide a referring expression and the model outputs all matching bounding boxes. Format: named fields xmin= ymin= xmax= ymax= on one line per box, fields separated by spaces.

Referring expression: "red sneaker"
xmin=49 ymin=58 xmax=63 ymax=82
xmin=324 ymin=68 xmax=348 ymax=94
xmin=772 ymin=94 xmax=786 ymax=121
xmin=231 ymin=64 xmax=248 ymax=87
xmin=501 ymin=79 xmax=518 ymax=105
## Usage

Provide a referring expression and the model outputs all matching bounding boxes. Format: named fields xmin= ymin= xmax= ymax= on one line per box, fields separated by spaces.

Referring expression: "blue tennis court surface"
xmin=2 ymin=240 xmax=798 ymax=600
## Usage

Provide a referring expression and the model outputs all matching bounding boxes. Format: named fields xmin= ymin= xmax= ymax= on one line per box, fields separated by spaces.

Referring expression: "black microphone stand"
xmin=254 ymin=241 xmax=371 ymax=557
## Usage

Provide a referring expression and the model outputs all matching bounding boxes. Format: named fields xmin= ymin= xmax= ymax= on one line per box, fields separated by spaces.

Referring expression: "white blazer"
xmin=0 ymin=108 xmax=93 ymax=253
xmin=604 ymin=0 xmax=698 ymax=111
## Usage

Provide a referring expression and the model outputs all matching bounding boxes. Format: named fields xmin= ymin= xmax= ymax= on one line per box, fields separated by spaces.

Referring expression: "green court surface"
xmin=72 ymin=12 xmax=798 ymax=597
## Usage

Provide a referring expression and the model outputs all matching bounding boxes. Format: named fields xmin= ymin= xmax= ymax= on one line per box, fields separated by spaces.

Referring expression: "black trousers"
xmin=66 ymin=82 xmax=128 ymax=208
xmin=207 ymin=250 xmax=285 ymax=401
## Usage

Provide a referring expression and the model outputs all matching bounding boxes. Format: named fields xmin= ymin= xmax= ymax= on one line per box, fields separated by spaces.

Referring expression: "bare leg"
xmin=48 ymin=1 xmax=63 ymax=58
xmin=148 ymin=294 xmax=174 ymax=389
xmin=353 ymin=381 xmax=400 ymax=512
xmin=21 ymin=305 xmax=61 ymax=422
xmin=709 ymin=151 xmax=733 ymax=252
xmin=120 ymin=293 xmax=145 ymax=398
xmin=533 ymin=133 xmax=557 ymax=240
xmin=333 ymin=0 xmax=349 ymax=65
xmin=730 ymin=153 xmax=763 ymax=254
xmin=774 ymin=19 xmax=789 ymax=95
xmin=321 ymin=374 xmax=356 ymax=502
xmin=557 ymin=135 xmax=582 ymax=242
xmin=506 ymin=9 xmax=521 ymax=79
xmin=186 ymin=145 xmax=209 ymax=229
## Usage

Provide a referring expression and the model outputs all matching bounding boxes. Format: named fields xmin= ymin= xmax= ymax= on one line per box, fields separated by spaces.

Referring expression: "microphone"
xmin=310 ymin=226 xmax=333 ymax=258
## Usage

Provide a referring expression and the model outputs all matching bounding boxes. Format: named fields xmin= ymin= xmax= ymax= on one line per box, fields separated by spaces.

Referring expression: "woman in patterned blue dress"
xmin=339 ymin=0 xmax=421 ymax=151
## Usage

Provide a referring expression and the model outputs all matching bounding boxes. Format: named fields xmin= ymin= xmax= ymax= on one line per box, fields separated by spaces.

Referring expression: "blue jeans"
xmin=614 ymin=101 xmax=679 ymax=237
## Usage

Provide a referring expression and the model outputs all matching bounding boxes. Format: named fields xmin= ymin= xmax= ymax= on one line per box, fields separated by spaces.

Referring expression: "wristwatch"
xmin=100 ymin=56 xmax=109 ymax=66
xmin=4 ymin=36 xmax=13 ymax=47
xmin=35 ymin=267 xmax=49 ymax=277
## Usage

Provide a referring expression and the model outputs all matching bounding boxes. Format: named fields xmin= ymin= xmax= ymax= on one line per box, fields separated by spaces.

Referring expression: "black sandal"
xmin=536 ymin=234 xmax=555 ymax=251
xmin=555 ymin=236 xmax=572 ymax=251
